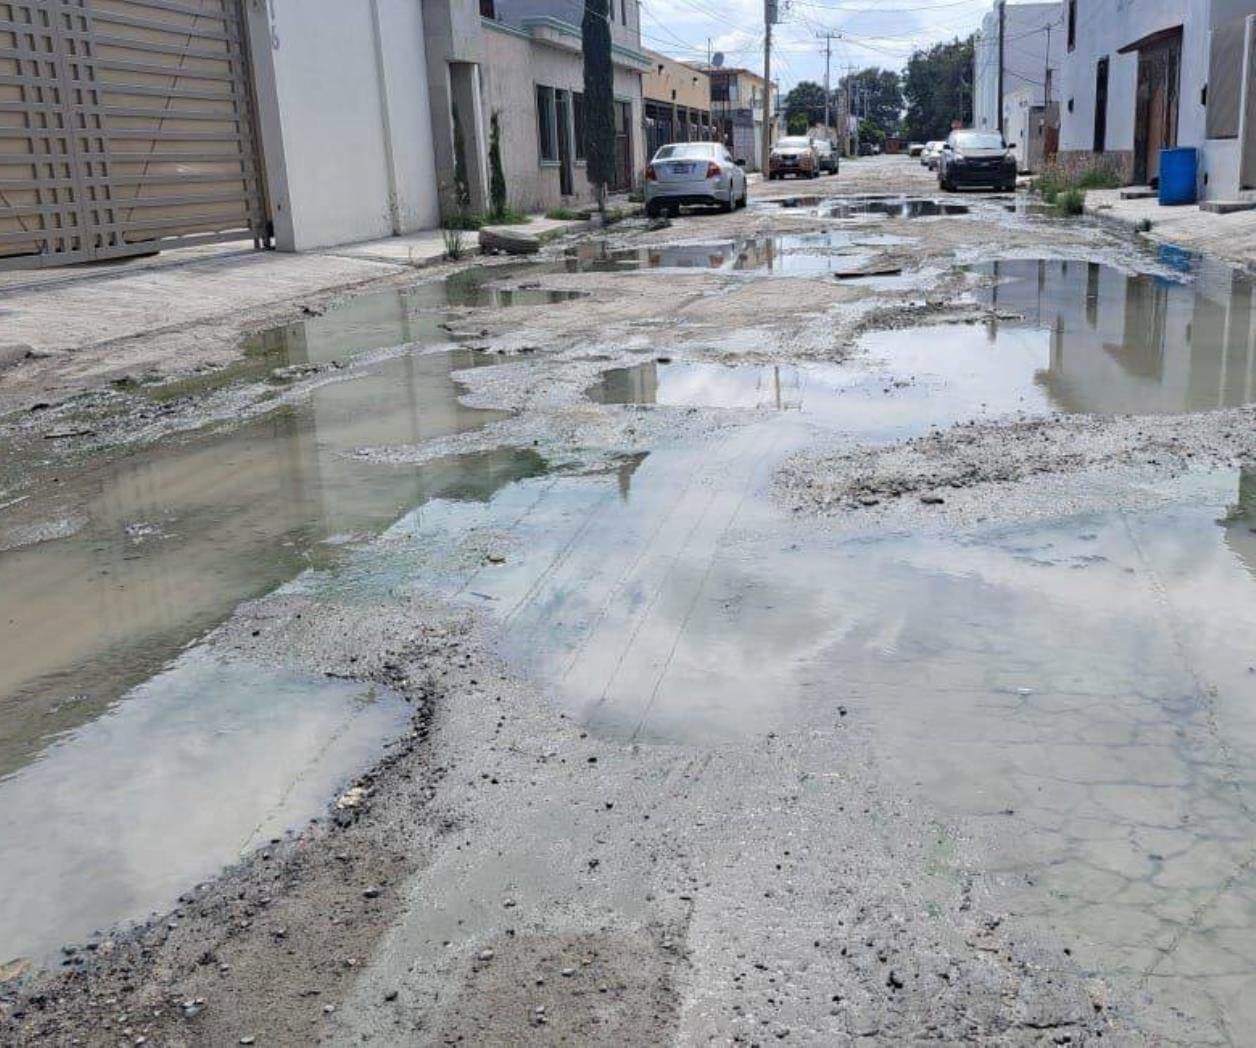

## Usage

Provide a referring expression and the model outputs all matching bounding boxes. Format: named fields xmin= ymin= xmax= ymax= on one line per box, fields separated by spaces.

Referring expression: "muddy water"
xmin=590 ymin=258 xmax=1256 ymax=421
xmin=758 ymin=195 xmax=971 ymax=218
xmin=823 ymin=197 xmax=970 ymax=219
xmin=973 ymin=257 xmax=1256 ymax=411
xmin=0 ymin=349 xmax=538 ymax=780
xmin=332 ymin=424 xmax=1256 ymax=1037
xmin=0 ymin=287 xmax=557 ymax=958
xmin=565 ymin=232 xmax=913 ymax=277
xmin=0 ymin=655 xmax=409 ymax=964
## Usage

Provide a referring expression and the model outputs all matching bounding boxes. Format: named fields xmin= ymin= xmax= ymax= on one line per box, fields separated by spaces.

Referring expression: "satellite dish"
xmin=712 ymin=52 xmax=725 ymax=68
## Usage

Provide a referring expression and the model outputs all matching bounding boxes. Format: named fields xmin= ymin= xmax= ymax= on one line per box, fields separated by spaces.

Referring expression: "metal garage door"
xmin=0 ymin=0 xmax=268 ymax=269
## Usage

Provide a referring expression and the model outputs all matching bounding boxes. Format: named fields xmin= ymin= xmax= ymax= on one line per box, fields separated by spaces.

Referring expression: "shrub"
xmin=546 ymin=207 xmax=583 ymax=221
xmin=489 ymin=111 xmax=507 ymax=218
xmin=1057 ymin=188 xmax=1085 ymax=215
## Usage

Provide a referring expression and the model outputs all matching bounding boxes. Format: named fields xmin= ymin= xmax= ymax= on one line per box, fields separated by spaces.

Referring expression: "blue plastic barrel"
xmin=1158 ymin=147 xmax=1198 ymax=206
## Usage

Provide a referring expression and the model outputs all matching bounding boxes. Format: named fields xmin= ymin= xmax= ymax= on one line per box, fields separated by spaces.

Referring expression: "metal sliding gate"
xmin=0 ymin=0 xmax=268 ymax=270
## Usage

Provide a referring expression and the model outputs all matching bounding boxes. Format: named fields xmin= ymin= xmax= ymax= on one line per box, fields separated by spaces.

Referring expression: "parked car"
xmin=858 ymin=141 xmax=881 ymax=156
xmin=937 ymin=129 xmax=1018 ymax=192
xmin=812 ymin=138 xmax=840 ymax=175
xmin=644 ymin=142 xmax=748 ymax=216
xmin=921 ymin=141 xmax=944 ymax=169
xmin=907 ymin=142 xmax=925 ymax=157
xmin=768 ymin=135 xmax=818 ymax=179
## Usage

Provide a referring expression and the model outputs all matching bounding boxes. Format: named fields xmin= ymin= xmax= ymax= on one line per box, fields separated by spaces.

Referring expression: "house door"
xmin=612 ymin=100 xmax=633 ymax=191
xmin=555 ymin=90 xmax=574 ymax=196
xmin=1134 ymin=31 xmax=1182 ymax=185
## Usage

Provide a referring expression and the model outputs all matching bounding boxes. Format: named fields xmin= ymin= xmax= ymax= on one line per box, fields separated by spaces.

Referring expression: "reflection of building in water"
xmin=601 ymin=361 xmax=660 ymax=404
xmin=984 ymin=259 xmax=1256 ymax=414
xmin=1224 ymin=468 xmax=1256 ymax=581
xmin=0 ymin=340 xmax=538 ymax=777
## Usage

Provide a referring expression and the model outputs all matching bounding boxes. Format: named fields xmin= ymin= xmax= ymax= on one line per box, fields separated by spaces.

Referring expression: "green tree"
xmin=858 ymin=118 xmax=885 ymax=146
xmin=838 ymin=68 xmax=903 ymax=136
xmin=784 ymin=80 xmax=828 ymax=128
xmin=581 ymin=0 xmax=615 ymax=217
xmin=902 ymin=36 xmax=975 ymax=142
xmin=488 ymin=111 xmax=507 ymax=219
xmin=787 ymin=112 xmax=808 ymax=135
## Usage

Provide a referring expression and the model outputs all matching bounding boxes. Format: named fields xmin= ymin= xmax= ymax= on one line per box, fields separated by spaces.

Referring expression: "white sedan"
xmin=644 ymin=142 xmax=748 ymax=217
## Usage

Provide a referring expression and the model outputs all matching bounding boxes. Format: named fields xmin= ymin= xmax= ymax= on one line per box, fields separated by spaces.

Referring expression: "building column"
xmin=421 ymin=0 xmax=488 ymax=220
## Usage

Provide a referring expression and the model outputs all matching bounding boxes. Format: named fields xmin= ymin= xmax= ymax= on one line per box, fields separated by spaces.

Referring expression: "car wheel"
xmin=719 ymin=188 xmax=734 ymax=213
xmin=645 ymin=200 xmax=661 ymax=218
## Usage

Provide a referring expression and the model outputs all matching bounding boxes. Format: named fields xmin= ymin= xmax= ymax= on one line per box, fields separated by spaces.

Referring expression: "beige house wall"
xmin=481 ymin=21 xmax=645 ymax=213
xmin=643 ymin=50 xmax=710 ymax=111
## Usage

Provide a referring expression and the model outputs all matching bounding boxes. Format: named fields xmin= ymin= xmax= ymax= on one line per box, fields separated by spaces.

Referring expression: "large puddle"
xmin=758 ymin=194 xmax=971 ymax=219
xmin=971 ymin=257 xmax=1256 ymax=411
xmin=0 ymin=654 xmax=409 ymax=963
xmin=592 ymin=257 xmax=1256 ymax=419
xmin=0 ymin=279 xmax=561 ymax=960
xmin=331 ymin=425 xmax=1256 ymax=1036
xmin=565 ymin=232 xmax=913 ymax=277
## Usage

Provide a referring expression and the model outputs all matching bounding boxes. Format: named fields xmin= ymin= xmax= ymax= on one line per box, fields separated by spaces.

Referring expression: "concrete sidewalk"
xmin=0 ymin=213 xmax=591 ymax=359
xmin=1085 ymin=188 xmax=1256 ymax=269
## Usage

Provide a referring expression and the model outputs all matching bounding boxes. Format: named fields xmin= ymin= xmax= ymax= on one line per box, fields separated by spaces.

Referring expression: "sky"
xmin=636 ymin=0 xmax=997 ymax=91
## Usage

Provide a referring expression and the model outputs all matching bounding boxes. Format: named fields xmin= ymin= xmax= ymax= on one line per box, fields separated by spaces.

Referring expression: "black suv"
xmin=938 ymin=130 xmax=1017 ymax=192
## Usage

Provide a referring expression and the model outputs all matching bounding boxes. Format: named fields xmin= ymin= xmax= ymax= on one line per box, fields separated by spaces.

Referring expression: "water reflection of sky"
xmin=354 ymin=438 xmax=1256 ymax=1037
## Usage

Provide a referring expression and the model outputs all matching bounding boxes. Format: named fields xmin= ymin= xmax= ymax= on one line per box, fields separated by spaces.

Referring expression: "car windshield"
xmin=777 ymin=137 xmax=811 ymax=149
xmin=813 ymin=141 xmax=832 ymax=152
xmin=951 ymin=132 xmax=1005 ymax=150
xmin=654 ymin=143 xmax=720 ymax=160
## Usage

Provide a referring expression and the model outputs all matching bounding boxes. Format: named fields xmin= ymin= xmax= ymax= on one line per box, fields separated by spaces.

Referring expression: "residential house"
xmin=1056 ymin=0 xmax=1256 ymax=198
xmin=973 ymin=2 xmax=1063 ymax=172
xmin=643 ymin=51 xmax=714 ymax=158
xmin=478 ymin=0 xmax=649 ymax=212
xmin=0 ymin=0 xmax=645 ymax=268
xmin=694 ymin=66 xmax=778 ymax=171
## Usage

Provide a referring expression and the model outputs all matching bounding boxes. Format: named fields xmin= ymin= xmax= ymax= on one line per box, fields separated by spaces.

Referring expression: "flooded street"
xmin=4 ymin=157 xmax=1256 ymax=1046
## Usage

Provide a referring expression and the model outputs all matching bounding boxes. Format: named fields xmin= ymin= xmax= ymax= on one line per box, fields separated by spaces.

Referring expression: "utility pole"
xmin=997 ymin=0 xmax=1005 ymax=135
xmin=762 ymin=0 xmax=776 ymax=173
xmin=1043 ymin=23 xmax=1051 ymax=108
xmin=817 ymin=31 xmax=837 ymax=135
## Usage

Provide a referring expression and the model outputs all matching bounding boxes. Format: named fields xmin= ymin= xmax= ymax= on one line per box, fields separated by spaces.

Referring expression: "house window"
xmin=1067 ymin=0 xmax=1076 ymax=52
xmin=712 ymin=78 xmax=730 ymax=103
xmin=480 ymin=0 xmax=495 ymax=17
xmin=621 ymin=0 xmax=627 ymax=26
xmin=536 ymin=85 xmax=557 ymax=162
xmin=573 ymin=91 xmax=586 ymax=160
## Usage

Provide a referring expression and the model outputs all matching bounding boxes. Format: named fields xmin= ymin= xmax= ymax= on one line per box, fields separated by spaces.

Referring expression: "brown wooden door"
xmin=1134 ymin=31 xmax=1182 ymax=185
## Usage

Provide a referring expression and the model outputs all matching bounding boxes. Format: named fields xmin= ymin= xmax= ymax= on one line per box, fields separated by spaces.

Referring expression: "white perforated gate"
xmin=0 ymin=0 xmax=268 ymax=269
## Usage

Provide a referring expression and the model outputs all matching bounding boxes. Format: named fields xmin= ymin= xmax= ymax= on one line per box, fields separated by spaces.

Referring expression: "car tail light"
xmin=645 ymin=164 xmax=657 ymax=181
xmin=705 ymin=162 xmax=721 ymax=179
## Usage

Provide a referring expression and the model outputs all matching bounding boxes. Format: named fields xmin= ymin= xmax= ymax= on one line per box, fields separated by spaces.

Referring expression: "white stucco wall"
xmin=1057 ymin=0 xmax=1210 ymax=156
xmin=974 ymin=2 xmax=1063 ymax=132
xmin=481 ymin=21 xmax=645 ymax=212
xmin=248 ymin=0 xmax=440 ymax=251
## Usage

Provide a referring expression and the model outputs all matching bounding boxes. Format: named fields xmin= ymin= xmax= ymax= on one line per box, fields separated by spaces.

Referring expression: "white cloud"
xmin=640 ymin=0 xmax=993 ymax=90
